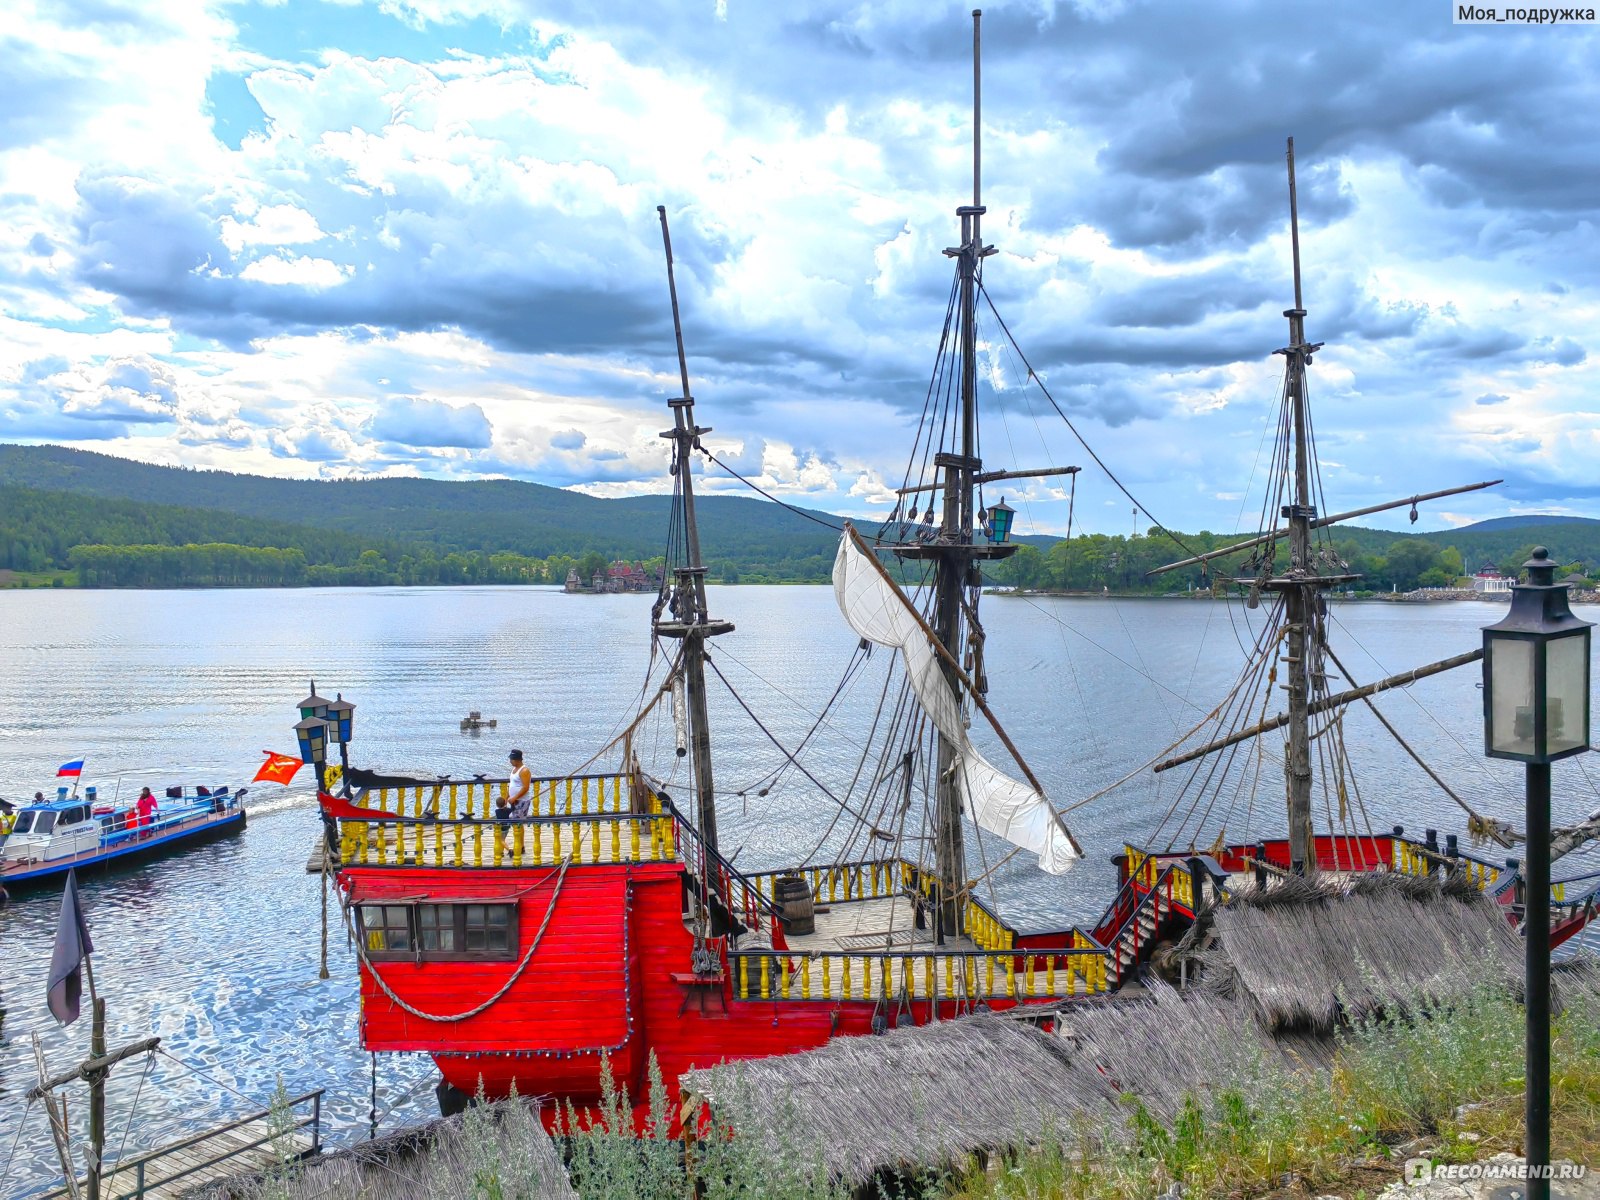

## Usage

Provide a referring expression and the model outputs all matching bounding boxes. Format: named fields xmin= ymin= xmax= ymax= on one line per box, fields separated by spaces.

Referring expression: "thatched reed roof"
xmin=1555 ymin=953 xmax=1600 ymax=1008
xmin=1187 ymin=871 xmax=1522 ymax=1032
xmin=186 ymin=1099 xmax=577 ymax=1200
xmin=1057 ymin=979 xmax=1323 ymax=1119
xmin=682 ymin=874 xmax=1525 ymax=1188
xmin=683 ymin=982 xmax=1328 ymax=1187
xmin=683 ymin=1014 xmax=1116 ymax=1187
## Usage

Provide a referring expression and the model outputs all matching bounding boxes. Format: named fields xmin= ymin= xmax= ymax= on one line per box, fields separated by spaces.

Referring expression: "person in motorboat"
xmin=136 ymin=786 xmax=159 ymax=832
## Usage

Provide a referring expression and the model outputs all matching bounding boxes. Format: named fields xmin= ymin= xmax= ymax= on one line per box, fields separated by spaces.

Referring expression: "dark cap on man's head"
xmin=509 ymin=749 xmax=524 ymax=762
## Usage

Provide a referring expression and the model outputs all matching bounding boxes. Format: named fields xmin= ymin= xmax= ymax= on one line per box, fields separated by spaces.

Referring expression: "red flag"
xmin=253 ymin=751 xmax=305 ymax=786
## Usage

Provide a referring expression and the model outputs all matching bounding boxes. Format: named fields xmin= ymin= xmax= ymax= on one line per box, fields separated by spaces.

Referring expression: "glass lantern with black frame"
xmin=297 ymin=681 xmax=330 ymax=723
xmin=986 ymin=497 xmax=1016 ymax=545
xmin=325 ymin=694 xmax=356 ymax=796
xmin=294 ymin=716 xmax=329 ymax=794
xmin=1482 ymin=546 xmax=1593 ymax=1200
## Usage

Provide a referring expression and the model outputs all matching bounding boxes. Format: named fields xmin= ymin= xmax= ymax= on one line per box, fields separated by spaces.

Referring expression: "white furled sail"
xmin=832 ymin=532 xmax=1079 ymax=874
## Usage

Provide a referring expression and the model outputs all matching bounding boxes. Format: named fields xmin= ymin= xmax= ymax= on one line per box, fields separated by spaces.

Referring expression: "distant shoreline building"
xmin=1471 ymin=564 xmax=1511 ymax=594
xmin=563 ymin=561 xmax=661 ymax=594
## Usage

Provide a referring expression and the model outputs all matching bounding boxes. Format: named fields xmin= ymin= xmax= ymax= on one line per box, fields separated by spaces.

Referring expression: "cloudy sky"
xmin=2 ymin=0 xmax=1596 ymax=537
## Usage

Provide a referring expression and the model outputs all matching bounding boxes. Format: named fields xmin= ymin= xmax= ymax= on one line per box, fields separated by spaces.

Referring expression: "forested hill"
xmin=1 ymin=443 xmax=1595 ymax=591
xmin=0 ymin=443 xmax=843 ymax=569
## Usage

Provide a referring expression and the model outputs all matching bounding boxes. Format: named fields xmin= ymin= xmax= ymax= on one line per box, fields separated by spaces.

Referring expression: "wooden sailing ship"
xmin=310 ymin=19 xmax=1597 ymax=1120
xmin=316 ymin=13 xmax=1099 ymax=1115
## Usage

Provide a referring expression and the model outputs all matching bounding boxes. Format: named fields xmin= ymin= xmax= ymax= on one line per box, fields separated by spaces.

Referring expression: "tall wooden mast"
xmin=1145 ymin=141 xmax=1500 ymax=853
xmin=918 ymin=10 xmax=1007 ymax=937
xmin=655 ymin=206 xmax=734 ymax=858
xmin=1275 ymin=138 xmax=1324 ymax=875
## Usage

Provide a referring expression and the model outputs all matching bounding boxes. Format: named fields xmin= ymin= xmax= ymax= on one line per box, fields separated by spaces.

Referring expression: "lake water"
xmin=2 ymin=584 xmax=1597 ymax=1195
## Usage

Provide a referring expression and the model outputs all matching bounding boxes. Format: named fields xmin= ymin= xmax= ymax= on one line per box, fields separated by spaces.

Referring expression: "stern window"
xmin=358 ymin=902 xmax=517 ymax=962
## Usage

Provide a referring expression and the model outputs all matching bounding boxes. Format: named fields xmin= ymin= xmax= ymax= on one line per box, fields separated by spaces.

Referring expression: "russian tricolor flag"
xmin=57 ymin=760 xmax=84 ymax=778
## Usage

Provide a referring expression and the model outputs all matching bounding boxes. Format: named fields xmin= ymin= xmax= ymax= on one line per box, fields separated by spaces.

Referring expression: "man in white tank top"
xmin=507 ymin=749 xmax=532 ymax=819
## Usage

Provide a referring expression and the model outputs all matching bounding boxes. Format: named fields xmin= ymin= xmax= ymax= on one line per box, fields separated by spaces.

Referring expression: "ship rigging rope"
xmin=799 ymin=649 xmax=904 ymax=863
xmin=696 ymin=448 xmax=846 ymax=532
xmin=562 ymin=644 xmax=682 ymax=779
xmin=978 ymin=283 xmax=1200 ymax=564
xmin=1147 ymin=610 xmax=1286 ymax=846
xmin=1325 ymin=610 xmax=1505 ymax=795
xmin=339 ymin=857 xmax=573 ymax=1023
xmin=0 ymin=1097 xmax=32 ymax=1187
xmin=108 ymin=1043 xmax=153 ymax=1184
xmin=981 ymin=317 xmax=1109 ymax=772
xmin=887 ymin=272 xmax=964 ymax=536
xmin=715 ymin=639 xmax=872 ymax=799
xmin=1165 ymin=621 xmax=1284 ymax=849
xmin=1322 ymin=642 xmax=1505 ymax=839
xmin=702 ymin=656 xmax=883 ymax=830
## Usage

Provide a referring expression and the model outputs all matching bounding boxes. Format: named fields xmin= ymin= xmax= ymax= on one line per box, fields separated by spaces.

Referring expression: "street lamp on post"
xmin=1483 ymin=546 xmax=1593 ymax=1200
xmin=324 ymin=694 xmax=355 ymax=797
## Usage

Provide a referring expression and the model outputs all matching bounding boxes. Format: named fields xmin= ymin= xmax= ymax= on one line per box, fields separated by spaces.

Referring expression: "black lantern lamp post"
xmin=1483 ymin=546 xmax=1593 ymax=1200
xmin=325 ymin=693 xmax=355 ymax=797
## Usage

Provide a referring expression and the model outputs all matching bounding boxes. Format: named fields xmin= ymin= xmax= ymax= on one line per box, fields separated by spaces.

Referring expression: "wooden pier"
xmin=35 ymin=1090 xmax=322 ymax=1200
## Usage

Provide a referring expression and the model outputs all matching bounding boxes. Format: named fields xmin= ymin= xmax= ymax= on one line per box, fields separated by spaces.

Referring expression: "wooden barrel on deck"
xmin=773 ymin=871 xmax=815 ymax=935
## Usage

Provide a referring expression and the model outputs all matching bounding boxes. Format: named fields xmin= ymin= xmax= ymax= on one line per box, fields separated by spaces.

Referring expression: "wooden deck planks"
xmin=80 ymin=1119 xmax=313 ymax=1200
xmin=786 ymin=895 xmax=982 ymax=955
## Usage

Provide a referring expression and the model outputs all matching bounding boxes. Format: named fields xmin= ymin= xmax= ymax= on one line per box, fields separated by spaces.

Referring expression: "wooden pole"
xmin=33 ymin=1034 xmax=82 ymax=1200
xmin=1281 ymin=141 xmax=1317 ymax=876
xmin=656 ymin=206 xmax=727 ymax=865
xmin=86 ymin=996 xmax=106 ymax=1200
xmin=319 ymin=861 xmax=331 ymax=981
xmin=1145 ymin=479 xmax=1502 ymax=577
xmin=1152 ymin=648 xmax=1484 ymax=773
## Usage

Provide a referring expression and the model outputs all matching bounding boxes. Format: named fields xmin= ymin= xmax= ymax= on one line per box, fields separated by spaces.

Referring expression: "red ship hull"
xmin=324 ymin=784 xmax=1596 ymax=1116
xmin=346 ymin=857 xmax=1075 ymax=1109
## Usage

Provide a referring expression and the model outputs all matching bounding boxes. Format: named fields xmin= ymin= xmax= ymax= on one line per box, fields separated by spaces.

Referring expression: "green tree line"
xmin=990 ymin=529 xmax=1592 ymax=595
xmin=65 ymin=543 xmax=678 ymax=590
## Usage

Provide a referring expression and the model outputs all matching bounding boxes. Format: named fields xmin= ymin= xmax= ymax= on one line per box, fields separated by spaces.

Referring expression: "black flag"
xmin=47 ymin=870 xmax=93 ymax=1025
